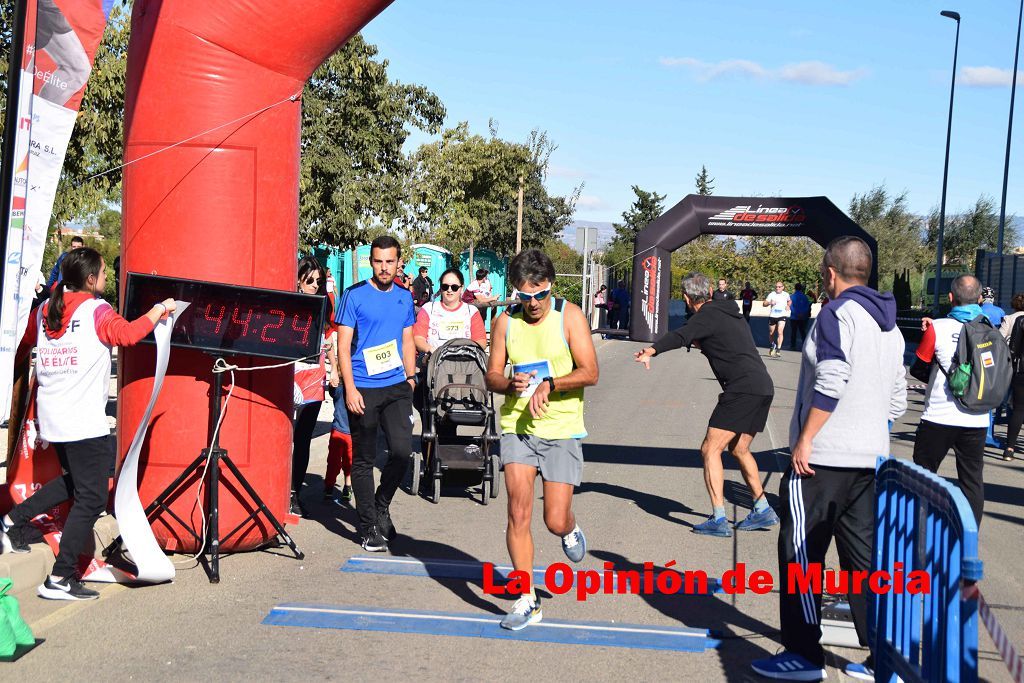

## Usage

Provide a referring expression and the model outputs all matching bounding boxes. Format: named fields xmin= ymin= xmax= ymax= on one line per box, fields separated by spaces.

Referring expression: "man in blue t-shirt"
xmin=788 ymin=283 xmax=812 ymax=350
xmin=335 ymin=235 xmax=417 ymax=552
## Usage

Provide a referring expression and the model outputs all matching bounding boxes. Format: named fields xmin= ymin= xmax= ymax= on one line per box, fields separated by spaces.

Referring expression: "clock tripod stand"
xmin=141 ymin=355 xmax=304 ymax=583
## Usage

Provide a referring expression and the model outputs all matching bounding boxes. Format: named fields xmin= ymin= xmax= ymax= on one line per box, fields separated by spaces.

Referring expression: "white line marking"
xmin=275 ymin=606 xmax=706 ymax=639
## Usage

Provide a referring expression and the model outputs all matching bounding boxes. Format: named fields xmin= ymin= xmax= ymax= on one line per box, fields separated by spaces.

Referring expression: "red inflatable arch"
xmin=119 ymin=0 xmax=393 ymax=551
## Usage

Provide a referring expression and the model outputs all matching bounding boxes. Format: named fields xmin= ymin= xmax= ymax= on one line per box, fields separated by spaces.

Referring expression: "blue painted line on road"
xmin=340 ymin=555 xmax=723 ymax=594
xmin=263 ymin=603 xmax=720 ymax=653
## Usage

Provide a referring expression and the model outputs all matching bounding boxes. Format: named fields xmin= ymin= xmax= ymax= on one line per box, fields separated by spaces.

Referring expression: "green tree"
xmin=695 ymin=165 xmax=715 ymax=196
xmin=611 ymin=185 xmax=665 ymax=245
xmin=299 ymin=34 xmax=445 ymax=251
xmin=405 ymin=122 xmax=576 ymax=256
xmin=848 ymin=184 xmax=926 ymax=288
xmin=925 ymin=195 xmax=1018 ymax=266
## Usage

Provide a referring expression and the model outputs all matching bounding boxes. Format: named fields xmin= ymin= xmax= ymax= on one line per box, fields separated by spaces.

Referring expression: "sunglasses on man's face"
xmin=439 ymin=283 xmax=462 ymax=292
xmin=516 ymin=287 xmax=552 ymax=302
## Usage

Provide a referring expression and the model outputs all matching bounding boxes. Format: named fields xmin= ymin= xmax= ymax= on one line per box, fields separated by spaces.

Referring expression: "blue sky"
xmin=362 ymin=0 xmax=1024 ymax=229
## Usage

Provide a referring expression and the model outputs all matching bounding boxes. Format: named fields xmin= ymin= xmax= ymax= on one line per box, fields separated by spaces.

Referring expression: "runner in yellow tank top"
xmin=485 ymin=249 xmax=599 ymax=631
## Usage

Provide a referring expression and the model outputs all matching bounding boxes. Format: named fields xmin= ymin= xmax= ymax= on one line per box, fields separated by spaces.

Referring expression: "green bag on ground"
xmin=0 ymin=609 xmax=15 ymax=658
xmin=0 ymin=578 xmax=34 ymax=647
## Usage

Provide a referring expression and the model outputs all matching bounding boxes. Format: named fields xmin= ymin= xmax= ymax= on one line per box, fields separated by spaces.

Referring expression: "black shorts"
xmin=709 ymin=392 xmax=773 ymax=435
xmin=768 ymin=316 xmax=788 ymax=326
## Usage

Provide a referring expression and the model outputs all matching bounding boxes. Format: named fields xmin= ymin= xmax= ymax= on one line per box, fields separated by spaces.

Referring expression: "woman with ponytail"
xmin=0 ymin=247 xmax=175 ymax=601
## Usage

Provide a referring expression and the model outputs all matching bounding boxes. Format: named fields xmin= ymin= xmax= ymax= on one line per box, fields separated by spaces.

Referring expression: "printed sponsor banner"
xmin=1 ymin=0 xmax=112 ymax=418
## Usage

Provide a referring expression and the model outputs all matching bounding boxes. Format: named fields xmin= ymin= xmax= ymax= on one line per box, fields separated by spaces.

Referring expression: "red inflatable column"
xmin=120 ymin=0 xmax=394 ymax=551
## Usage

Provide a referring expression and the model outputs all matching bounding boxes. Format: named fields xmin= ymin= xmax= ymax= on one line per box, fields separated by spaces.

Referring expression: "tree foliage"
xmin=611 ymin=185 xmax=665 ymax=245
xmin=299 ymin=34 xmax=445 ymax=250
xmin=695 ymin=165 xmax=715 ymax=196
xmin=925 ymin=194 xmax=1018 ymax=266
xmin=848 ymin=185 xmax=926 ymax=280
xmin=404 ymin=122 xmax=577 ymax=256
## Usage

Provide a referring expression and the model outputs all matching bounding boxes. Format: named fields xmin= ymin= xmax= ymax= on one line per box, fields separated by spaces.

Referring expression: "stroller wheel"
xmin=409 ymin=451 xmax=423 ymax=496
xmin=431 ymin=475 xmax=441 ymax=504
xmin=489 ymin=453 xmax=501 ymax=499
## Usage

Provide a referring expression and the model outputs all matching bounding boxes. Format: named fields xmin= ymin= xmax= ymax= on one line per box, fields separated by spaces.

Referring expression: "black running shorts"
xmin=768 ymin=316 xmax=788 ymax=326
xmin=709 ymin=392 xmax=773 ymax=436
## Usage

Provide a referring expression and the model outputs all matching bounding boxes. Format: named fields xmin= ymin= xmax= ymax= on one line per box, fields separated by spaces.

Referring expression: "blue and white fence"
xmin=872 ymin=457 xmax=983 ymax=683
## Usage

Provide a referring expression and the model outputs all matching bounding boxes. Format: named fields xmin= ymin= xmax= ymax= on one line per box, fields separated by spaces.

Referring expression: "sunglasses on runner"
xmin=516 ymin=287 xmax=552 ymax=302
xmin=439 ymin=283 xmax=462 ymax=292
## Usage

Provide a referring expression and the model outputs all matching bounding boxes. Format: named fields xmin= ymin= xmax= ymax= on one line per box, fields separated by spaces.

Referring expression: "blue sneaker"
xmin=750 ymin=652 xmax=826 ymax=680
xmin=692 ymin=516 xmax=732 ymax=537
xmin=499 ymin=595 xmax=542 ymax=631
xmin=844 ymin=662 xmax=873 ymax=680
xmin=561 ymin=525 xmax=587 ymax=563
xmin=736 ymin=506 xmax=780 ymax=531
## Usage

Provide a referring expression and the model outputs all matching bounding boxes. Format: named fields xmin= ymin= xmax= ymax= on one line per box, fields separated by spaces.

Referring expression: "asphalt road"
xmin=6 ymin=325 xmax=1023 ymax=682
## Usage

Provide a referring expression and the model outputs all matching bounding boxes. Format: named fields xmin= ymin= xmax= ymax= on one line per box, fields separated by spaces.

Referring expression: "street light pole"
xmin=998 ymin=0 xmax=1023 ymax=256
xmin=935 ymin=10 xmax=961 ymax=314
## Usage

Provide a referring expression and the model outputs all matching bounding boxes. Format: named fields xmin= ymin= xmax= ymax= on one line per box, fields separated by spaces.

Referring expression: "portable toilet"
xmin=337 ymin=244 xmax=374 ymax=289
xmin=410 ymin=243 xmax=452 ymax=301
xmin=459 ymin=248 xmax=508 ymax=331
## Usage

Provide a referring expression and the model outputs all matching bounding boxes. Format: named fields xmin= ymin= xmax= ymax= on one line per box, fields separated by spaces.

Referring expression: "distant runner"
xmin=764 ymin=282 xmax=791 ymax=357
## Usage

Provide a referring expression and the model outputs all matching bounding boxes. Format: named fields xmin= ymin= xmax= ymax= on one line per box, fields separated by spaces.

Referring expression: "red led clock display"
xmin=123 ymin=273 xmax=327 ymax=360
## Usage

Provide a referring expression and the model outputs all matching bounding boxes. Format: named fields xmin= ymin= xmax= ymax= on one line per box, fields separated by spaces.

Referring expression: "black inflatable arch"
xmin=628 ymin=194 xmax=877 ymax=342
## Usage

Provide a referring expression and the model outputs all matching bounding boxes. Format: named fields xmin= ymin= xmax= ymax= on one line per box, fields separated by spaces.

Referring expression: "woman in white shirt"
xmin=414 ymin=268 xmax=487 ymax=352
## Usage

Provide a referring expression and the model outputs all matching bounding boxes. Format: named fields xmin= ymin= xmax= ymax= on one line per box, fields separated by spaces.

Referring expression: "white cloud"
xmin=575 ymin=194 xmax=609 ymax=210
xmin=961 ymin=66 xmax=1024 ymax=87
xmin=659 ymin=57 xmax=866 ymax=86
xmin=549 ymin=164 xmax=589 ymax=179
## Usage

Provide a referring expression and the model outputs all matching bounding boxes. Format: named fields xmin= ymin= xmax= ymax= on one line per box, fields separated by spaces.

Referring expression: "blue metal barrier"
xmin=873 ymin=457 xmax=984 ymax=683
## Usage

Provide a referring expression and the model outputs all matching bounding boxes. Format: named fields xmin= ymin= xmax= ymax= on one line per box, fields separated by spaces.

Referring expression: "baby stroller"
xmin=411 ymin=338 xmax=501 ymax=504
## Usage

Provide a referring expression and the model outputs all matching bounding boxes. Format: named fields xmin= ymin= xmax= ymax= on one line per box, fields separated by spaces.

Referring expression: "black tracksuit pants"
xmin=348 ymin=381 xmax=413 ymax=535
xmin=912 ymin=419 xmax=985 ymax=526
xmin=778 ymin=465 xmax=874 ymax=668
xmin=9 ymin=436 xmax=113 ymax=579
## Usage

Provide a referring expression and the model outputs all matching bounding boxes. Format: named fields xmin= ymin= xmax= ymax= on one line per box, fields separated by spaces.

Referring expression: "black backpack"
xmin=937 ymin=315 xmax=1013 ymax=414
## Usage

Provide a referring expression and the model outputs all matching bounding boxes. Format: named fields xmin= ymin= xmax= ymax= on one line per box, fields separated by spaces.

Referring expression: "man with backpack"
xmin=910 ymin=275 xmax=1012 ymax=526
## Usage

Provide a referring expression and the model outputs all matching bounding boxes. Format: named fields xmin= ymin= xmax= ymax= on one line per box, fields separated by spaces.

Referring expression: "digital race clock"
xmin=123 ymin=273 xmax=327 ymax=360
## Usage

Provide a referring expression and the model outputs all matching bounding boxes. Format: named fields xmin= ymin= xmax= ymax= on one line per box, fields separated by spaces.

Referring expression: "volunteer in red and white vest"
xmin=290 ymin=255 xmax=337 ymax=517
xmin=413 ymin=268 xmax=487 ymax=353
xmin=1 ymin=248 xmax=174 ymax=601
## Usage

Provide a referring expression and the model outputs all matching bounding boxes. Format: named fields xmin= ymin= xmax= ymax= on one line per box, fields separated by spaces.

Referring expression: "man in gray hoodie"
xmin=752 ymin=236 xmax=907 ymax=682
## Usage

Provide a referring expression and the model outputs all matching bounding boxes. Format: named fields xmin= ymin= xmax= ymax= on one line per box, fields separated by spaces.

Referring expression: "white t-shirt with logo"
xmin=766 ymin=291 xmax=791 ymax=317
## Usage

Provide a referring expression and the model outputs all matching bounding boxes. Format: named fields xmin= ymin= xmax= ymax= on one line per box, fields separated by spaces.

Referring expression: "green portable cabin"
xmin=459 ymin=248 xmax=508 ymax=332
xmin=336 ymin=244 xmax=374 ymax=290
xmin=409 ymin=244 xmax=453 ymax=302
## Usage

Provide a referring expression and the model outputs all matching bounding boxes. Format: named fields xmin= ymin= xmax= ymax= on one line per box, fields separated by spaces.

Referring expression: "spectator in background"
xmin=739 ymin=281 xmax=757 ymax=321
xmin=1001 ymin=293 xmax=1024 ymax=461
xmin=467 ymin=268 xmax=497 ymax=326
xmin=325 ymin=267 xmax=336 ymax=297
xmin=608 ymin=281 xmax=631 ymax=330
xmin=712 ymin=278 xmax=734 ymax=301
xmin=981 ymin=286 xmax=1005 ymax=327
xmin=411 ymin=266 xmax=434 ymax=308
xmin=47 ymin=235 xmax=84 ymax=288
xmin=394 ymin=260 xmax=412 ymax=290
xmin=788 ymin=283 xmax=812 ymax=350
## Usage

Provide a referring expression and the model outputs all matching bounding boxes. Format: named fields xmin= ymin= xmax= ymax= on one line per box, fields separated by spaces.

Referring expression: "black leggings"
xmin=1006 ymin=374 xmax=1024 ymax=453
xmin=10 ymin=436 xmax=113 ymax=578
xmin=291 ymin=402 xmax=322 ymax=492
